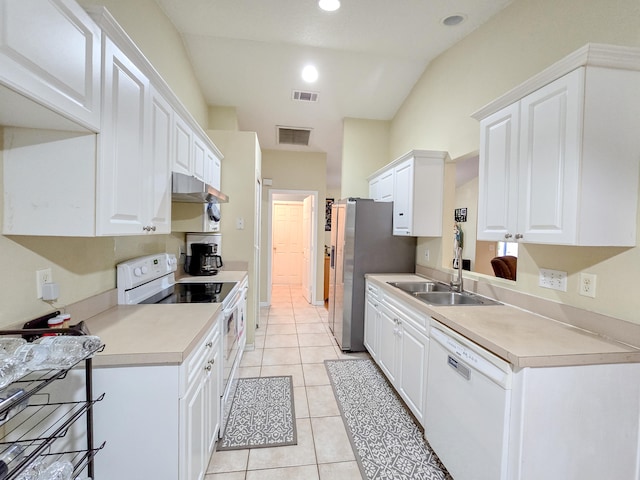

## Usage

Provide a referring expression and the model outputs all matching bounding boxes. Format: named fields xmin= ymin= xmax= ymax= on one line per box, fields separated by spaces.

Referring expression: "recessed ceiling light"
xmin=318 ymin=0 xmax=340 ymax=12
xmin=302 ymin=65 xmax=318 ymax=83
xmin=442 ymin=14 xmax=466 ymax=26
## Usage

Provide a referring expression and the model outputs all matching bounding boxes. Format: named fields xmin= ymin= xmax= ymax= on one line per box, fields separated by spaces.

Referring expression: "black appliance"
xmin=189 ymin=243 xmax=223 ymax=276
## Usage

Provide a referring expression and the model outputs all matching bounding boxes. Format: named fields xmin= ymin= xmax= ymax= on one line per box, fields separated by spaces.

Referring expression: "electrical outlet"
xmin=579 ymin=273 xmax=597 ymax=298
xmin=36 ymin=268 xmax=53 ymax=299
xmin=424 ymin=249 xmax=430 ymax=261
xmin=539 ymin=268 xmax=567 ymax=291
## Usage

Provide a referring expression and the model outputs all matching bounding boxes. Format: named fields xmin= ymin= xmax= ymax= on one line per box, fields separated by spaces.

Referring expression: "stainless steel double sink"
xmin=387 ymin=281 xmax=501 ymax=306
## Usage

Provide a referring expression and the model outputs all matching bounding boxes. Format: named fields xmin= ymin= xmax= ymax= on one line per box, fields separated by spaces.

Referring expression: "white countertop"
xmin=367 ymin=273 xmax=640 ymax=368
xmin=84 ymin=270 xmax=247 ymax=367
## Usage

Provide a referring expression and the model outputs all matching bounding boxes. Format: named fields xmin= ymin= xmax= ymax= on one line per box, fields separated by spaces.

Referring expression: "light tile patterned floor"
xmin=205 ymin=285 xmax=368 ymax=480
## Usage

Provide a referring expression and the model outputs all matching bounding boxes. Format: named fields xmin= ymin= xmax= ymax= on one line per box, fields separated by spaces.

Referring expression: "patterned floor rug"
xmin=217 ymin=375 xmax=297 ymax=451
xmin=325 ymin=359 xmax=452 ymax=480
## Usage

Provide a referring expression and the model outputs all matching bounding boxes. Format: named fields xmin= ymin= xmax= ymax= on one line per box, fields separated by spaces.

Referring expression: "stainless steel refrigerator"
xmin=328 ymin=198 xmax=416 ymax=351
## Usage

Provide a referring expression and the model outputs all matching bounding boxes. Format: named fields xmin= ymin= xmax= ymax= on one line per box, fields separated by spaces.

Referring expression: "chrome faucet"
xmin=450 ymin=246 xmax=463 ymax=293
xmin=450 ymin=224 xmax=464 ymax=292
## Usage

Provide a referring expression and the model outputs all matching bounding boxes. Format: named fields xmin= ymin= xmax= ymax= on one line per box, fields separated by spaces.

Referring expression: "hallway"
xmin=205 ymin=284 xmax=368 ymax=479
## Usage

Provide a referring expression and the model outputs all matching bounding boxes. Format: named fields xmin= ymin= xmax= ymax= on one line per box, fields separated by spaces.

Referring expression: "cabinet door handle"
xmin=150 ymin=225 xmax=157 ymax=232
xmin=205 ymin=364 xmax=212 ymax=372
xmin=398 ymin=213 xmax=404 ymax=216
xmin=208 ymin=359 xmax=215 ymax=364
xmin=206 ymin=342 xmax=213 ymax=348
xmin=515 ymin=233 xmax=523 ymax=239
xmin=504 ymin=233 xmax=513 ymax=239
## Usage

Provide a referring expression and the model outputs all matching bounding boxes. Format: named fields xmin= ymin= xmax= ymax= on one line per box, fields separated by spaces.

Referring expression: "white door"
xmin=302 ymin=195 xmax=314 ymax=303
xmin=272 ymin=202 xmax=303 ymax=285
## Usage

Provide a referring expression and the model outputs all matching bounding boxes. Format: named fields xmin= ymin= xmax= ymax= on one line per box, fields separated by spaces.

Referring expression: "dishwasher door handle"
xmin=447 ymin=355 xmax=471 ymax=380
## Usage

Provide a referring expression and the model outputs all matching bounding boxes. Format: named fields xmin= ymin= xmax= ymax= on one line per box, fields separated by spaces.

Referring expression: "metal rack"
xmin=0 ymin=313 xmax=105 ymax=479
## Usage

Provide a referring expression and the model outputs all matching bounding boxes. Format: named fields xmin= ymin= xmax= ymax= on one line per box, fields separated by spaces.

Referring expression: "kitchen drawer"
xmin=383 ymin=293 xmax=428 ymax=332
xmin=180 ymin=315 xmax=220 ymax=395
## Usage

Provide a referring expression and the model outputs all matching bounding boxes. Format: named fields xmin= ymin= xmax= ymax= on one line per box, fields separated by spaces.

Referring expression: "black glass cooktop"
xmin=142 ymin=282 xmax=236 ymax=305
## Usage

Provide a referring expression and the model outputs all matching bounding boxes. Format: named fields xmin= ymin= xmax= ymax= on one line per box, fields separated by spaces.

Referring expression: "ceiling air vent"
xmin=277 ymin=126 xmax=312 ymax=146
xmin=292 ymin=90 xmax=319 ymax=102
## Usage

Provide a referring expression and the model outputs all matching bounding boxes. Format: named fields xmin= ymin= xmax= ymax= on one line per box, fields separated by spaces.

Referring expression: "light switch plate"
xmin=539 ymin=268 xmax=567 ymax=291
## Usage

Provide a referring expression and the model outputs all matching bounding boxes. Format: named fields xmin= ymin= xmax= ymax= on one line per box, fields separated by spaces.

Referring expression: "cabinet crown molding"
xmin=472 ymin=43 xmax=640 ymax=121
xmin=367 ymin=149 xmax=450 ymax=181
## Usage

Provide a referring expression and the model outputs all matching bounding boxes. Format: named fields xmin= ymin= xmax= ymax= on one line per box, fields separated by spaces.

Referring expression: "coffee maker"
xmin=189 ymin=243 xmax=223 ymax=275
xmin=186 ymin=233 xmax=223 ymax=275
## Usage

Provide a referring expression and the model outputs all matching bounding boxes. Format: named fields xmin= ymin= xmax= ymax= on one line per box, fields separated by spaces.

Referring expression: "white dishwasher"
xmin=425 ymin=321 xmax=512 ymax=480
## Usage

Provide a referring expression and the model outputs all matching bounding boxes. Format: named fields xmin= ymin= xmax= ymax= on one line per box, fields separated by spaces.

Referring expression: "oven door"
xmin=220 ymin=286 xmax=244 ymax=435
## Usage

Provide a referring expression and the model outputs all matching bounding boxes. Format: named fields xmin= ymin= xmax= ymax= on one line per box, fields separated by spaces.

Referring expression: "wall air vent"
xmin=292 ymin=90 xmax=319 ymax=102
xmin=277 ymin=126 xmax=312 ymax=146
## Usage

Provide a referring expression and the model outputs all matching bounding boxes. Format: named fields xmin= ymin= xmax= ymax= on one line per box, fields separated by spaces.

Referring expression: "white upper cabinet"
xmin=97 ymin=35 xmax=150 ymax=235
xmin=2 ymin=3 xmax=224 ymax=236
xmin=147 ymin=86 xmax=173 ymax=234
xmin=368 ymin=150 xmax=448 ymax=236
xmin=0 ymin=0 xmax=101 ymax=131
xmin=205 ymin=148 xmax=222 ymax=190
xmin=173 ymin=115 xmax=192 ymax=176
xmin=474 ymin=44 xmax=640 ymax=246
xmin=368 ymin=169 xmax=394 ymax=202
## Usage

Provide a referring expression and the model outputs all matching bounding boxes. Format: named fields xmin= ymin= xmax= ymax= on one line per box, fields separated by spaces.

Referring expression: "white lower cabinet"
xmin=368 ymin=284 xmax=640 ymax=480
xmin=92 ymin=314 xmax=222 ymax=480
xmin=367 ymin=284 xmax=429 ymax=425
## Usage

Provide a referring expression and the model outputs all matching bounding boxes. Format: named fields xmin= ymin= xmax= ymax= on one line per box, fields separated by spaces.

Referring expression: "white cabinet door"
xmin=397 ymin=319 xmax=429 ymax=425
xmin=173 ymin=115 xmax=192 ymax=175
xmin=180 ymin=370 xmax=207 ymax=480
xmin=205 ymin=341 xmax=221 ymax=455
xmin=377 ymin=304 xmax=399 ymax=384
xmin=148 ymin=87 xmax=172 ymax=234
xmin=378 ymin=169 xmax=394 ymax=201
xmin=364 ymin=282 xmax=380 ymax=359
xmin=393 ymin=159 xmax=413 ymax=235
xmin=193 ymin=135 xmax=207 ymax=181
xmin=205 ymin=149 xmax=222 ymax=190
xmin=0 ymin=0 xmax=101 ymax=130
xmin=477 ymin=103 xmax=520 ymax=242
xmin=97 ymin=36 xmax=149 ymax=235
xmin=517 ymin=69 xmax=582 ymax=244
xmin=369 ymin=176 xmax=380 ymax=200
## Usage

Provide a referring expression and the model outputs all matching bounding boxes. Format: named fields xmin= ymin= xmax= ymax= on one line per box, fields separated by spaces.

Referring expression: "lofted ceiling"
xmin=155 ymin=0 xmax=513 ymax=191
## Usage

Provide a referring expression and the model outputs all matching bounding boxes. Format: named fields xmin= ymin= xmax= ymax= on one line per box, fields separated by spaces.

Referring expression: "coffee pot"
xmin=189 ymin=243 xmax=223 ymax=275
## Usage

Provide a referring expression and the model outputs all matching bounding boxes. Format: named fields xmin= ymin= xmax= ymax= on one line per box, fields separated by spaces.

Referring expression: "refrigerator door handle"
xmin=330 ymin=245 xmax=335 ymax=268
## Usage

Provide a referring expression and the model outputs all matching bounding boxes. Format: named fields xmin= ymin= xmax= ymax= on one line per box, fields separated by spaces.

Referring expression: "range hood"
xmin=171 ymin=172 xmax=229 ymax=203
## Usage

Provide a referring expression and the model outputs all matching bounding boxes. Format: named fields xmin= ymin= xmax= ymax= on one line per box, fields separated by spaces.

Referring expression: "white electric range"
xmin=116 ymin=253 xmax=247 ymax=436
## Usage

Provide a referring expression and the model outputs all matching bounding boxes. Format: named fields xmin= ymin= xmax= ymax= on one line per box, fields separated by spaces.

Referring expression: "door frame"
xmin=266 ymin=189 xmax=319 ymax=306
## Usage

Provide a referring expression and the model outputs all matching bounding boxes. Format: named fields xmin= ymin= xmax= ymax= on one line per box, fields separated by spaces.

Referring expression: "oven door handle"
xmin=223 ymin=286 xmax=247 ymax=315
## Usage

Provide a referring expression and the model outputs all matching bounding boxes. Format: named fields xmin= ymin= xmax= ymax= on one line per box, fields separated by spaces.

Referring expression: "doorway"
xmin=267 ymin=190 xmax=318 ymax=306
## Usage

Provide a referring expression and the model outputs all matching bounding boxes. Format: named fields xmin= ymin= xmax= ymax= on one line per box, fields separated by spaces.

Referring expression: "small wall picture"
xmin=325 ymin=198 xmax=334 ymax=231
xmin=454 ymin=207 xmax=468 ymax=223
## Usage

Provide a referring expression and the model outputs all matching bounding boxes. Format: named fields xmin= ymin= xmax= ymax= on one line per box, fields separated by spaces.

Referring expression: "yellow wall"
xmin=260 ymin=150 xmax=327 ymax=305
xmin=388 ymin=0 xmax=640 ymax=323
xmin=341 ymin=118 xmax=391 ymax=198
xmin=78 ymin=0 xmax=208 ymax=127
